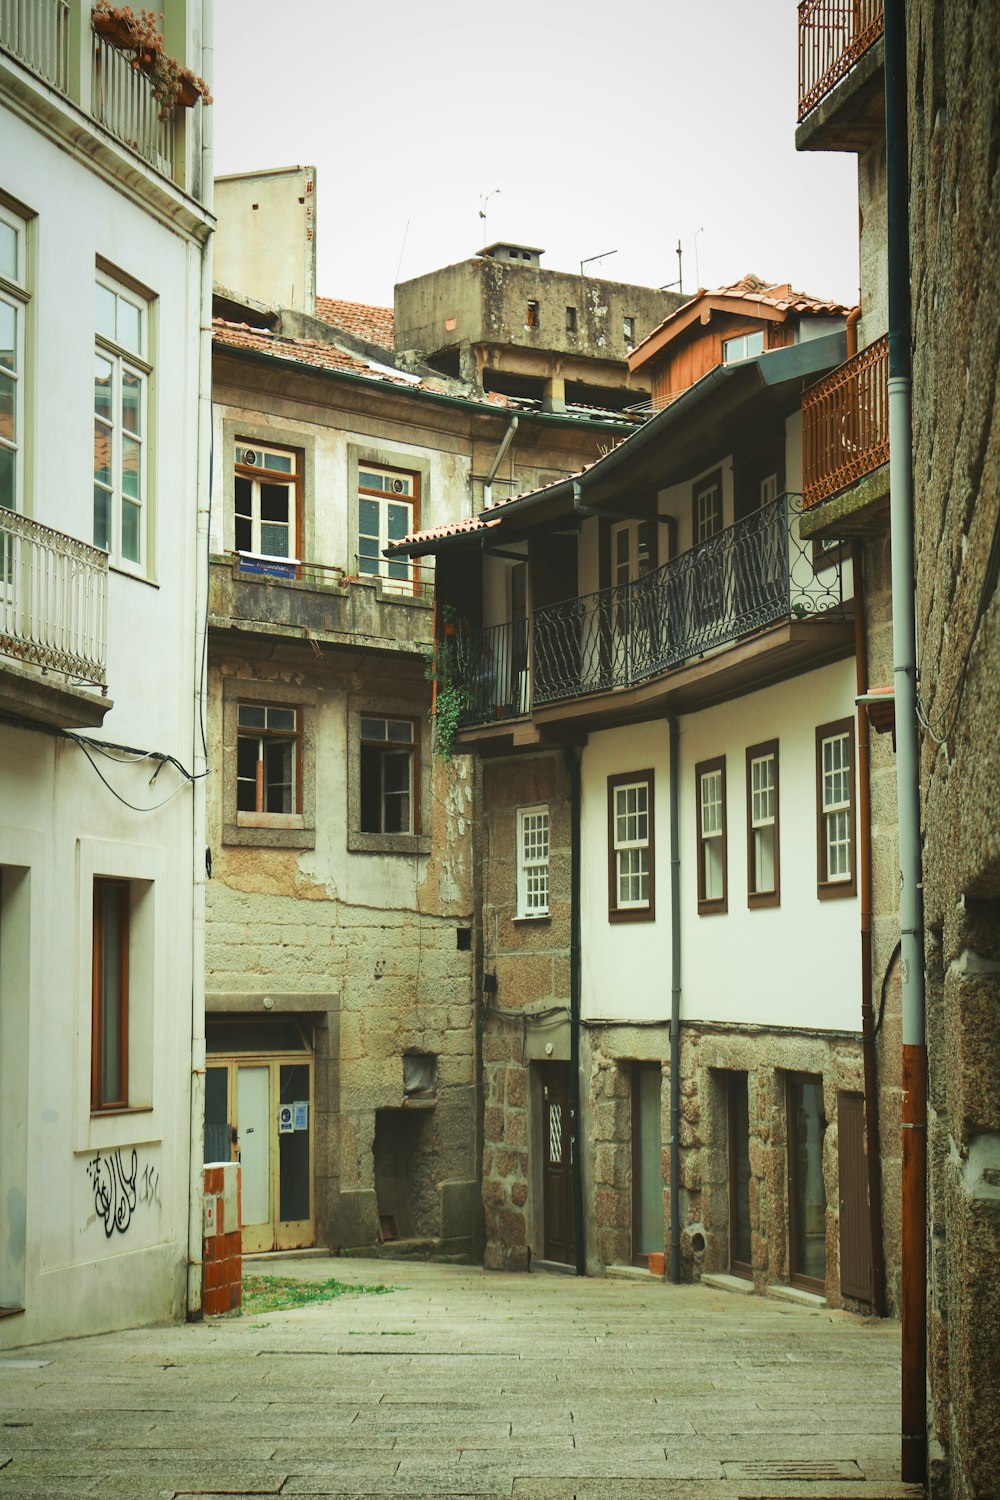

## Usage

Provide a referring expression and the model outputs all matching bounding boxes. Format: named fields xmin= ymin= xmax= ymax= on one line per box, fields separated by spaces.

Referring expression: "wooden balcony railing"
xmin=802 ymin=335 xmax=889 ymax=508
xmin=0 ymin=508 xmax=109 ymax=688
xmin=449 ymin=494 xmax=847 ymax=726
xmin=0 ymin=0 xmax=70 ymax=92
xmin=797 ymin=0 xmax=884 ymax=120
xmin=91 ymin=32 xmax=176 ymax=177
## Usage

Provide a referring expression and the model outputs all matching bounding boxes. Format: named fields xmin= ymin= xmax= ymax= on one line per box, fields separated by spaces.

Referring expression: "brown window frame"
xmin=92 ymin=877 xmax=130 ymax=1112
xmin=696 ymin=755 xmax=727 ymax=915
xmin=746 ymin=739 xmax=780 ymax=909
xmin=815 ymin=718 xmax=857 ymax=899
xmin=357 ymin=462 xmax=420 ymax=593
xmin=360 ymin=715 xmax=419 ymax=836
xmin=236 ymin=702 xmax=303 ymax=819
xmin=233 ymin=440 xmax=303 ymax=568
xmin=607 ymin=770 xmax=655 ymax=924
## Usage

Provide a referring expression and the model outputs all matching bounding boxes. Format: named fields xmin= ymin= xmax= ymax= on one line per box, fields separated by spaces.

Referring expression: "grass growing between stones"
xmin=241 ymin=1275 xmax=395 ymax=1314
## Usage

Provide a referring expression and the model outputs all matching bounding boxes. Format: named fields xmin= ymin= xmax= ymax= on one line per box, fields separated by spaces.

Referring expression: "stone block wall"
xmin=202 ymin=1163 xmax=241 ymax=1317
xmin=908 ymin=1 xmax=1000 ymax=1492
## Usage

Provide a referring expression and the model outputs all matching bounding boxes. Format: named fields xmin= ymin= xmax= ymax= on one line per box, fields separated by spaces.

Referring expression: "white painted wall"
xmin=0 ymin=81 xmax=208 ymax=1346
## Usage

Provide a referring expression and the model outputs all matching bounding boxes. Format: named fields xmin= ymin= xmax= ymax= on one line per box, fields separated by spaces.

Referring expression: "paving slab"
xmin=0 ymin=1257 xmax=919 ymax=1499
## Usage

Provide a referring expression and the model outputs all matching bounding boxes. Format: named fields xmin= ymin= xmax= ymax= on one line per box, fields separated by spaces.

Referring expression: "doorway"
xmin=631 ymin=1063 xmax=664 ymax=1265
xmin=727 ymin=1071 xmax=752 ymax=1278
xmin=787 ymin=1072 xmax=827 ymax=1290
xmin=205 ymin=1027 xmax=314 ymax=1254
xmin=838 ymin=1091 xmax=873 ymax=1302
xmin=541 ymin=1062 xmax=575 ymax=1265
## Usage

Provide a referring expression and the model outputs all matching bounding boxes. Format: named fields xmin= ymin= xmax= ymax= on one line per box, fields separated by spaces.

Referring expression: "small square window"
xmin=624 ymin=315 xmax=636 ymax=344
xmin=92 ymin=878 xmax=130 ymax=1111
xmin=526 ymin=300 xmax=539 ymax=329
xmin=566 ymin=305 xmax=578 ymax=334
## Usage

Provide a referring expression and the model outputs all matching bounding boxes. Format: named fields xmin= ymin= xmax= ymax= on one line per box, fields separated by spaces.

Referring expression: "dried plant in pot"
xmin=90 ymin=3 xmax=212 ymax=118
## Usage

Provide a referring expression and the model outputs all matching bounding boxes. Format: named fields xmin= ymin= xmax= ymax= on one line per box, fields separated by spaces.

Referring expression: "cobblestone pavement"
xmin=0 ymin=1257 xmax=923 ymax=1500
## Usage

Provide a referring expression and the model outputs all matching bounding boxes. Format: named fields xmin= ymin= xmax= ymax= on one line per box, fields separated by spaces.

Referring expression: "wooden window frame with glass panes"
xmin=357 ymin=465 xmax=417 ymax=592
xmin=94 ymin=274 xmax=149 ymax=573
xmin=236 ymin=703 xmax=302 ymax=820
xmin=746 ymin=739 xmax=780 ymax=908
xmin=234 ymin=443 xmax=300 ymax=564
xmin=359 ymin=716 xmax=416 ymax=834
xmin=696 ymin=755 xmax=727 ymax=914
xmin=608 ymin=771 xmax=655 ymax=922
xmin=0 ymin=204 xmax=26 ymax=519
xmin=516 ymin=805 xmax=550 ymax=919
xmin=816 ymin=718 xmax=856 ymax=898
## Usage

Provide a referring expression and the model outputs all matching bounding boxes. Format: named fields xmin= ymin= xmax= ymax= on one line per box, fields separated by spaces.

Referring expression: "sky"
xmin=211 ymin=0 xmax=861 ymax=311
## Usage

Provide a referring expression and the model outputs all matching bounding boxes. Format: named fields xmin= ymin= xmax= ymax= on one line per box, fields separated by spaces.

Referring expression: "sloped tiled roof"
xmin=314 ymin=297 xmax=395 ymax=352
xmin=212 ymin=319 xmax=418 ymax=386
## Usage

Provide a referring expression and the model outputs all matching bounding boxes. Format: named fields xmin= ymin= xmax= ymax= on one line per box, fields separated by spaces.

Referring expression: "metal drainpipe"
xmin=564 ymin=745 xmax=586 ymax=1277
xmin=884 ymin=0 xmax=927 ymax=1482
xmin=667 ymin=714 xmax=682 ymax=1283
xmin=852 ymin=543 xmax=888 ymax=1317
xmin=483 ymin=416 xmax=519 ymax=509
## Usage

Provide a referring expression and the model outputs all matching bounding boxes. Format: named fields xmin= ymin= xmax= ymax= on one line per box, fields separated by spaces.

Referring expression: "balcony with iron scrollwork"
xmin=448 ymin=493 xmax=852 ymax=738
xmin=800 ymin=335 xmax=889 ymax=533
xmin=0 ymin=507 xmax=112 ymax=728
xmin=796 ymin=0 xmax=885 ymax=152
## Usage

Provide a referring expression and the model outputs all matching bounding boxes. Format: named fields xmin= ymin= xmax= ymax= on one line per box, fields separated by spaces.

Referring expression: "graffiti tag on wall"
xmin=86 ymin=1148 xmax=138 ymax=1237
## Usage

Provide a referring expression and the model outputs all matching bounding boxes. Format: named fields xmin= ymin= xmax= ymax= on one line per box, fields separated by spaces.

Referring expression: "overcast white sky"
xmin=211 ymin=0 xmax=860 ymax=310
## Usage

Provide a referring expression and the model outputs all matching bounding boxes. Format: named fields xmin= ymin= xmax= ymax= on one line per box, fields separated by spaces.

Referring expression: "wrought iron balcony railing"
xmin=0 ymin=508 xmax=109 ymax=688
xmin=448 ymin=494 xmax=846 ymax=726
xmin=0 ymin=0 xmax=70 ymax=92
xmin=802 ymin=334 xmax=889 ymax=508
xmin=798 ymin=0 xmax=884 ymax=121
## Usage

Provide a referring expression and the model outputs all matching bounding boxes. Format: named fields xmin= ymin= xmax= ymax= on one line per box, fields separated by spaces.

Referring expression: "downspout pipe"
xmin=483 ymin=415 xmax=518 ymax=509
xmin=564 ymin=745 xmax=586 ymax=1277
xmin=667 ymin=714 xmax=682 ymax=1284
xmin=884 ymin=0 xmax=927 ymax=1483
xmin=852 ymin=543 xmax=888 ymax=1317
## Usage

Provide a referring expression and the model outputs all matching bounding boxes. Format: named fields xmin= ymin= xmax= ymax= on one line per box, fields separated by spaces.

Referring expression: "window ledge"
xmin=817 ymin=879 xmax=857 ymax=901
xmin=609 ymin=906 xmax=655 ymax=924
xmin=89 ymin=1105 xmax=153 ymax=1118
xmin=348 ymin=831 xmax=431 ymax=857
xmin=237 ymin=811 xmax=305 ymax=830
xmin=109 ymin=565 xmax=159 ymax=589
xmin=223 ymin=821 xmax=315 ymax=850
xmin=514 ymin=913 xmax=550 ymax=924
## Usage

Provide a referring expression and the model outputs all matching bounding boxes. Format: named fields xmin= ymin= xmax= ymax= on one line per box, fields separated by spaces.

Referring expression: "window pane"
xmin=386 ymin=719 xmax=412 ymax=743
xmin=261 ymin=523 xmax=289 ymax=556
xmin=96 ymin=881 xmax=127 ymax=1107
xmin=236 ymin=734 xmax=259 ymax=811
xmin=0 ymin=445 xmax=13 ymax=509
xmin=238 ymin=703 xmax=266 ymax=728
xmin=122 ymin=435 xmax=140 ymax=499
xmin=0 ymin=222 xmax=16 ymax=281
xmin=360 ymin=743 xmax=381 ymax=831
xmin=264 ymin=738 xmax=293 ymax=813
xmin=266 ymin=707 xmax=296 ymax=732
xmin=747 ymin=330 xmax=764 ymax=357
xmin=121 ymin=369 xmax=141 ymax=434
xmin=260 ymin=482 xmax=290 ymax=522
xmin=359 ymin=497 xmax=380 ymax=536
xmin=387 ymin=502 xmax=412 ymax=541
xmin=121 ymin=499 xmax=140 ymax=563
xmin=0 ymin=300 xmax=15 ymax=370
xmin=0 ymin=369 xmax=14 ymax=441
xmin=260 ymin=449 xmax=293 ymax=473
xmin=359 ymin=470 xmax=384 ymax=492
xmin=383 ymin=750 xmax=410 ymax=795
xmin=93 ymin=420 xmax=111 ymax=486
xmin=96 ymin=282 xmax=116 ymax=340
xmin=361 ymin=717 xmax=386 ymax=740
xmin=117 ymin=297 xmax=141 ymax=355
xmin=93 ymin=485 xmax=110 ymax=551
xmin=94 ymin=355 xmax=113 ymax=419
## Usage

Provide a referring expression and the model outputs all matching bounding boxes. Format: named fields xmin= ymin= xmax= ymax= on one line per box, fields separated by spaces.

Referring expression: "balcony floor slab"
xmin=0 ymin=656 xmax=112 ymax=730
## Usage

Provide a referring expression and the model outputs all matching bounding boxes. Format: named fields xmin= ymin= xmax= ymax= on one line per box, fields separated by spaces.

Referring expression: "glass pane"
xmin=361 ymin=717 xmax=386 ymax=740
xmin=0 ymin=222 xmax=16 ymax=281
xmin=636 ymin=1065 xmax=664 ymax=1254
xmin=204 ymin=1067 xmax=231 ymax=1165
xmin=121 ymin=369 xmax=141 ymax=434
xmin=96 ymin=282 xmax=116 ymax=341
xmin=384 ymin=791 xmax=410 ymax=833
xmin=93 ymin=420 xmax=111 ymax=485
xmin=359 ymin=497 xmax=380 ymax=536
xmin=0 ymin=370 xmax=14 ymax=442
xmin=260 ymin=482 xmax=289 ymax=522
xmin=789 ymin=1075 xmax=826 ymax=1282
xmin=0 ymin=300 xmax=15 ymax=370
xmin=266 ymin=707 xmax=296 ymax=732
xmin=235 ymin=515 xmax=252 ymax=552
xmin=238 ymin=703 xmax=266 ymax=728
xmin=264 ymin=739 xmax=293 ymax=813
xmin=122 ymin=435 xmax=140 ymax=499
xmin=359 ymin=743 xmax=381 ymax=831
xmin=260 ymin=449 xmax=293 ymax=473
xmin=386 ymin=719 xmax=412 ymax=743
xmin=358 ymin=537 xmax=379 ymax=560
xmin=261 ymin=522 xmax=289 ymax=557
xmin=93 ymin=485 xmax=110 ymax=551
xmin=117 ymin=296 xmax=141 ymax=355
xmin=94 ymin=355 xmax=113 ymax=419
xmin=0 ymin=445 xmax=13 ymax=509
xmin=278 ymin=1063 xmax=311 ymax=1223
xmin=121 ymin=499 xmax=140 ymax=564
xmin=358 ymin=470 xmax=384 ymax=491
xmin=383 ymin=750 xmax=410 ymax=794
xmin=234 ymin=475 xmax=253 ymax=519
xmin=747 ymin=330 xmax=765 ymax=357
xmin=387 ymin=502 xmax=412 ymax=541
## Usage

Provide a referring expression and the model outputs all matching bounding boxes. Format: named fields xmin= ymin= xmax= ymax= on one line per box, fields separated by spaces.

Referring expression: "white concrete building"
xmin=0 ymin=0 xmax=213 ymax=1346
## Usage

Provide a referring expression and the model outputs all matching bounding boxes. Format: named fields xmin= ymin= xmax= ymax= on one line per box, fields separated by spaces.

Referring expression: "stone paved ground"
xmin=0 ymin=1258 xmax=923 ymax=1500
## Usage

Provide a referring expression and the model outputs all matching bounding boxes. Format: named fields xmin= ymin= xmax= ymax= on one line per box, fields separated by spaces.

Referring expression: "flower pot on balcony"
xmin=175 ymin=73 xmax=201 ymax=107
xmin=92 ymin=14 xmax=156 ymax=69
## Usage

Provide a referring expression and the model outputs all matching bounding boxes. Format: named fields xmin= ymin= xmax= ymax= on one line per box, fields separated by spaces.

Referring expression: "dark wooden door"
xmin=542 ymin=1063 xmax=575 ymax=1264
xmin=838 ymin=1091 xmax=873 ymax=1301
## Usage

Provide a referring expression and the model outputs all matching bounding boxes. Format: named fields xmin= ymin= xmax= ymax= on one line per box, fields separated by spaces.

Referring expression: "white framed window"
xmin=516 ymin=805 xmax=550 ymax=918
xmin=696 ymin=756 xmax=727 ymax=913
xmin=0 ymin=203 xmax=28 ymax=516
xmin=234 ymin=443 xmax=299 ymax=561
xmin=723 ymin=329 xmax=765 ymax=363
xmin=747 ymin=741 xmax=779 ymax=905
xmin=609 ymin=772 xmax=654 ymax=921
xmin=816 ymin=720 xmax=856 ymax=897
xmin=94 ymin=273 xmax=150 ymax=572
xmin=360 ymin=715 xmax=416 ymax=834
xmin=358 ymin=465 xmax=416 ymax=592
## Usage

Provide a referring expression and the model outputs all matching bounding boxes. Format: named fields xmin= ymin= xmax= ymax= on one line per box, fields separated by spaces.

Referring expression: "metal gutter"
xmin=564 ymin=746 xmax=586 ymax=1277
xmin=667 ymin=713 xmax=682 ymax=1283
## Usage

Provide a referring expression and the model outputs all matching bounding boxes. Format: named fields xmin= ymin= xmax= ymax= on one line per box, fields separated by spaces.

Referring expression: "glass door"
xmin=787 ymin=1072 xmax=827 ymax=1290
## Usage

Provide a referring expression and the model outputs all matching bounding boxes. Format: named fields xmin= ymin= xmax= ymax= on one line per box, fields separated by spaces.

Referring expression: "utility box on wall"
xmin=202 ymin=1162 xmax=242 ymax=1315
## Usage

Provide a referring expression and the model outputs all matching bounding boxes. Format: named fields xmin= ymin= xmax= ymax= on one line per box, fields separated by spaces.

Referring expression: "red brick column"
xmin=202 ymin=1163 xmax=242 ymax=1315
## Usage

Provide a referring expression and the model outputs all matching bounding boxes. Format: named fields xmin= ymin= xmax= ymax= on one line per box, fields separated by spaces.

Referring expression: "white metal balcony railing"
xmin=91 ymin=32 xmax=175 ymax=176
xmin=0 ymin=0 xmax=70 ymax=91
xmin=0 ymin=508 xmax=108 ymax=689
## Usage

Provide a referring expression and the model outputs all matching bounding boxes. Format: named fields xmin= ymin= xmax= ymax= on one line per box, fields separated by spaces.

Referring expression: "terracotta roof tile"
xmin=638 ymin=273 xmax=853 ymax=351
xmin=212 ymin=318 xmax=417 ymax=385
xmin=314 ymin=296 xmax=395 ymax=351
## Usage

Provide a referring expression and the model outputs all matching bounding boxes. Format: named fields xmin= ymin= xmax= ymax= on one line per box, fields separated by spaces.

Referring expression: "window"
xmin=623 ymin=315 xmax=636 ymax=344
xmin=723 ymin=329 xmax=765 ymax=363
xmin=92 ymin=878 xmax=129 ymax=1111
xmin=816 ymin=719 xmax=856 ymax=897
xmin=526 ymin=300 xmax=539 ymax=329
xmin=237 ymin=703 xmax=300 ymax=816
xmin=696 ymin=756 xmax=727 ymax=914
xmin=746 ymin=740 xmax=779 ymax=907
xmin=693 ymin=470 xmax=723 ymax=542
xmin=357 ymin=465 xmax=417 ymax=592
xmin=235 ymin=443 xmax=300 ymax=561
xmin=0 ymin=204 xmax=27 ymax=515
xmin=94 ymin=273 xmax=150 ymax=571
xmin=608 ymin=771 xmax=655 ymax=922
xmin=516 ymin=805 xmax=550 ymax=918
xmin=565 ymin=305 xmax=577 ymax=334
xmin=360 ymin=716 xmax=415 ymax=834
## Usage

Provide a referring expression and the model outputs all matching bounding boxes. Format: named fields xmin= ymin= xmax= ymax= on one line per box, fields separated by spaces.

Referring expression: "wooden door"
xmin=838 ymin=1091 xmax=873 ymax=1301
xmin=542 ymin=1063 xmax=575 ymax=1265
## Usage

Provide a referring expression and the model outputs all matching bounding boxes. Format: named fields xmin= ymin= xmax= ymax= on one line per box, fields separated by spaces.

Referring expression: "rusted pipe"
xmin=846 ymin=304 xmax=861 ymax=358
